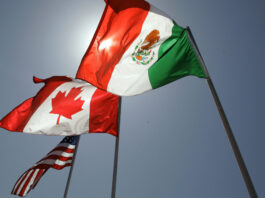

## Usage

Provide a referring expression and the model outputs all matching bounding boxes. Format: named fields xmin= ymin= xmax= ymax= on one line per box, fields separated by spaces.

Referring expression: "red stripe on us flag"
xmin=19 ymin=170 xmax=36 ymax=196
xmin=12 ymin=136 xmax=76 ymax=197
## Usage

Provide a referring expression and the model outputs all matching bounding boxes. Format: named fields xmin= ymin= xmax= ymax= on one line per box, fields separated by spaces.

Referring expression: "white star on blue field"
xmin=0 ymin=0 xmax=264 ymax=197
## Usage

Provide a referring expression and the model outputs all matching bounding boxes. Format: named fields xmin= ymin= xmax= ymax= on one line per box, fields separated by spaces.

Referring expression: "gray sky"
xmin=0 ymin=0 xmax=265 ymax=197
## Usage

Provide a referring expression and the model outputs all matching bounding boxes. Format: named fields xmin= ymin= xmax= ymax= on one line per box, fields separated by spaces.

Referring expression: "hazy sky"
xmin=0 ymin=0 xmax=265 ymax=197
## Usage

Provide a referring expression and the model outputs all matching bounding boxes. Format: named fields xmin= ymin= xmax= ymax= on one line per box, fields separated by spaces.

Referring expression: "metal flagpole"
xmin=111 ymin=97 xmax=122 ymax=198
xmin=186 ymin=27 xmax=258 ymax=198
xmin=63 ymin=135 xmax=81 ymax=198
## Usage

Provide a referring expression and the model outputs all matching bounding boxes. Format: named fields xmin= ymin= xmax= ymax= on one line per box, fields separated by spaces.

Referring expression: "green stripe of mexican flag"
xmin=76 ymin=0 xmax=206 ymax=96
xmin=149 ymin=24 xmax=205 ymax=89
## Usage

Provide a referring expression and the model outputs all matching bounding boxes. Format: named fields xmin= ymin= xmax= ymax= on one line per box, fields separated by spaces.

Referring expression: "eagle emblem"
xmin=132 ymin=29 xmax=160 ymax=65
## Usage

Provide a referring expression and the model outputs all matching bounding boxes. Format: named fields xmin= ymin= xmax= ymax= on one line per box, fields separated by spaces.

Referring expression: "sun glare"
xmin=99 ymin=39 xmax=113 ymax=51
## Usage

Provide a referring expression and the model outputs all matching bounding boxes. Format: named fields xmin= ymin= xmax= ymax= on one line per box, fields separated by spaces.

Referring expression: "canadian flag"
xmin=0 ymin=76 xmax=119 ymax=136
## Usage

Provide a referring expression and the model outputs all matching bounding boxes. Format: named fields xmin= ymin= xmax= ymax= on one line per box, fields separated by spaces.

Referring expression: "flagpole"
xmin=111 ymin=97 xmax=122 ymax=198
xmin=187 ymin=27 xmax=258 ymax=198
xmin=63 ymin=135 xmax=81 ymax=198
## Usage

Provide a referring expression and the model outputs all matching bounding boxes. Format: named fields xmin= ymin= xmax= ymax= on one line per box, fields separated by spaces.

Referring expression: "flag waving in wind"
xmin=0 ymin=76 xmax=119 ymax=136
xmin=76 ymin=0 xmax=206 ymax=96
xmin=12 ymin=136 xmax=78 ymax=197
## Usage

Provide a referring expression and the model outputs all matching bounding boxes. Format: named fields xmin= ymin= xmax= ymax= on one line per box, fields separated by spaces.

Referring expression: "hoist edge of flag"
xmin=148 ymin=28 xmax=206 ymax=89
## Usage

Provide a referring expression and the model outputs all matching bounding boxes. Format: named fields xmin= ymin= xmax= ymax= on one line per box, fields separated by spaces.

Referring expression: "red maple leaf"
xmin=50 ymin=87 xmax=85 ymax=125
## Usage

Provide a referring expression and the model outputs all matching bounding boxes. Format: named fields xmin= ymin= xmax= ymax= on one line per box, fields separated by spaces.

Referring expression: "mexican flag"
xmin=0 ymin=76 xmax=119 ymax=136
xmin=76 ymin=0 xmax=206 ymax=96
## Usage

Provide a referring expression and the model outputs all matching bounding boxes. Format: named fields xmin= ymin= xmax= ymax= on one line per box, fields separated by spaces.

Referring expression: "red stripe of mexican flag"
xmin=76 ymin=0 xmax=206 ymax=96
xmin=77 ymin=0 xmax=150 ymax=91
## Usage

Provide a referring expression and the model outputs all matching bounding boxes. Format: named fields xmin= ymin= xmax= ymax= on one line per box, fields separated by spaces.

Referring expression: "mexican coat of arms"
xmin=132 ymin=29 xmax=160 ymax=65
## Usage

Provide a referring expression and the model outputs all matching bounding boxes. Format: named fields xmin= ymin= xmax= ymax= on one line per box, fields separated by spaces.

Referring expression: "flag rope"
xmin=187 ymin=27 xmax=258 ymax=198
xmin=63 ymin=135 xmax=80 ymax=198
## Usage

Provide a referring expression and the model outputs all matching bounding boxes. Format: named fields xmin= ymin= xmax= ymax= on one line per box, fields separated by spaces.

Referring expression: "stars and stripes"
xmin=11 ymin=136 xmax=78 ymax=197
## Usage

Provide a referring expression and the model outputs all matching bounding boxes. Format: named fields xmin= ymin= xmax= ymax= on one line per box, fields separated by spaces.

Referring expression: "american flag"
xmin=11 ymin=136 xmax=78 ymax=197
